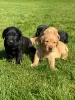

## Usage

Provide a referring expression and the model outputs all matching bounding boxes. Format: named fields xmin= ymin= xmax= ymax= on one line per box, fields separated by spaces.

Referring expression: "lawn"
xmin=0 ymin=0 xmax=75 ymax=100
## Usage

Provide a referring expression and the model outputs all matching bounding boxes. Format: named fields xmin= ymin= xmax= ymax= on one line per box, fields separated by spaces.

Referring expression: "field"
xmin=0 ymin=0 xmax=75 ymax=100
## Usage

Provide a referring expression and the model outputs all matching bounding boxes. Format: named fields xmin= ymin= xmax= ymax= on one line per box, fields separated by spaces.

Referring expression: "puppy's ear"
xmin=17 ymin=29 xmax=22 ymax=38
xmin=54 ymin=30 xmax=60 ymax=40
xmin=57 ymin=34 xmax=60 ymax=40
xmin=55 ymin=31 xmax=60 ymax=40
xmin=40 ymin=36 xmax=44 ymax=44
xmin=55 ymin=36 xmax=59 ymax=46
xmin=2 ymin=28 xmax=8 ymax=39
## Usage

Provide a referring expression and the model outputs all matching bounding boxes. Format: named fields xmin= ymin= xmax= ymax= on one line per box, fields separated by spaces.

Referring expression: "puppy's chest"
xmin=38 ymin=48 xmax=49 ymax=60
xmin=38 ymin=47 xmax=61 ymax=60
xmin=10 ymin=47 xmax=18 ymax=55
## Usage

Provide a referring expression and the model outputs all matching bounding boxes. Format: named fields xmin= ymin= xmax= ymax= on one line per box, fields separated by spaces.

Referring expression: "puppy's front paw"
xmin=7 ymin=59 xmax=12 ymax=62
xmin=31 ymin=63 xmax=38 ymax=67
xmin=62 ymin=57 xmax=67 ymax=60
xmin=16 ymin=61 xmax=20 ymax=64
xmin=51 ymin=67 xmax=58 ymax=71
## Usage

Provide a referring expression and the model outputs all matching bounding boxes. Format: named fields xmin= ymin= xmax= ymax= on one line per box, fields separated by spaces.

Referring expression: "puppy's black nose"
xmin=49 ymin=47 xmax=52 ymax=51
xmin=9 ymin=40 xmax=14 ymax=45
xmin=10 ymin=40 xmax=13 ymax=43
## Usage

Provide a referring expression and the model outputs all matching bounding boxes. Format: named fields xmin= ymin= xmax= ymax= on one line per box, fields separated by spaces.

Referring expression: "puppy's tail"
xmin=30 ymin=37 xmax=38 ymax=45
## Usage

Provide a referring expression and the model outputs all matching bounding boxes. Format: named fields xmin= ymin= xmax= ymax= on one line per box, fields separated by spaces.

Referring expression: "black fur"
xmin=2 ymin=26 xmax=36 ymax=64
xmin=33 ymin=25 xmax=68 ymax=43
xmin=33 ymin=25 xmax=48 ymax=37
xmin=58 ymin=30 xmax=68 ymax=43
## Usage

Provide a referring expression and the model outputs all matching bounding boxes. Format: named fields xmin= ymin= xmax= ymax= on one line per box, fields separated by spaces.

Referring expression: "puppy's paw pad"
xmin=62 ymin=58 xmax=66 ymax=60
xmin=54 ymin=68 xmax=58 ymax=71
xmin=31 ymin=64 xmax=33 ymax=66
xmin=31 ymin=64 xmax=35 ymax=67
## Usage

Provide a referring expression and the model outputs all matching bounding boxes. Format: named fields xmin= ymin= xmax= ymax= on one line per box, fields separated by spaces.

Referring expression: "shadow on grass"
xmin=0 ymin=50 xmax=6 ymax=60
xmin=0 ymin=48 xmax=36 ymax=63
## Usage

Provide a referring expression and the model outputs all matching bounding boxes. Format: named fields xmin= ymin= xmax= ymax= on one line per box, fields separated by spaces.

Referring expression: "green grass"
xmin=0 ymin=0 xmax=75 ymax=100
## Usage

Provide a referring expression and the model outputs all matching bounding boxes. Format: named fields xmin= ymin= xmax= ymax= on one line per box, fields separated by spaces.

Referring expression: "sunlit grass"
xmin=0 ymin=0 xmax=75 ymax=100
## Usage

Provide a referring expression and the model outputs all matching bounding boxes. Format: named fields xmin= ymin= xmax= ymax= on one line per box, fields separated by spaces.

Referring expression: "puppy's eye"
xmin=53 ymin=42 xmax=56 ymax=43
xmin=45 ymin=40 xmax=48 ymax=43
xmin=13 ymin=34 xmax=17 ymax=37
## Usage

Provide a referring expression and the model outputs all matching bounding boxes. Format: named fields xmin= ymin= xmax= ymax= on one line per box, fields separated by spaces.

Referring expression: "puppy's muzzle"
xmin=9 ymin=40 xmax=14 ymax=45
xmin=7 ymin=40 xmax=14 ymax=46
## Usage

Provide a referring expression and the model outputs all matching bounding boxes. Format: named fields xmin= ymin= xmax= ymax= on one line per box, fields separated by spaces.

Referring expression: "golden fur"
xmin=44 ymin=27 xmax=59 ymax=36
xmin=30 ymin=37 xmax=38 ymax=45
xmin=30 ymin=27 xmax=60 ymax=45
xmin=31 ymin=32 xmax=68 ymax=70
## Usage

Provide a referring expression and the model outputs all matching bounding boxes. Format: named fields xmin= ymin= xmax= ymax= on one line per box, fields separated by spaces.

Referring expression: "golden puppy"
xmin=30 ymin=27 xmax=60 ymax=45
xmin=44 ymin=27 xmax=60 ymax=40
xmin=31 ymin=33 xmax=68 ymax=70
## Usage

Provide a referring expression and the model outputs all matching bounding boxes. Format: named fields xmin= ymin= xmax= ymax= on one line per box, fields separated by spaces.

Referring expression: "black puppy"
xmin=58 ymin=30 xmax=68 ymax=43
xmin=31 ymin=25 xmax=68 ymax=44
xmin=2 ymin=26 xmax=36 ymax=64
xmin=33 ymin=25 xmax=48 ymax=37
